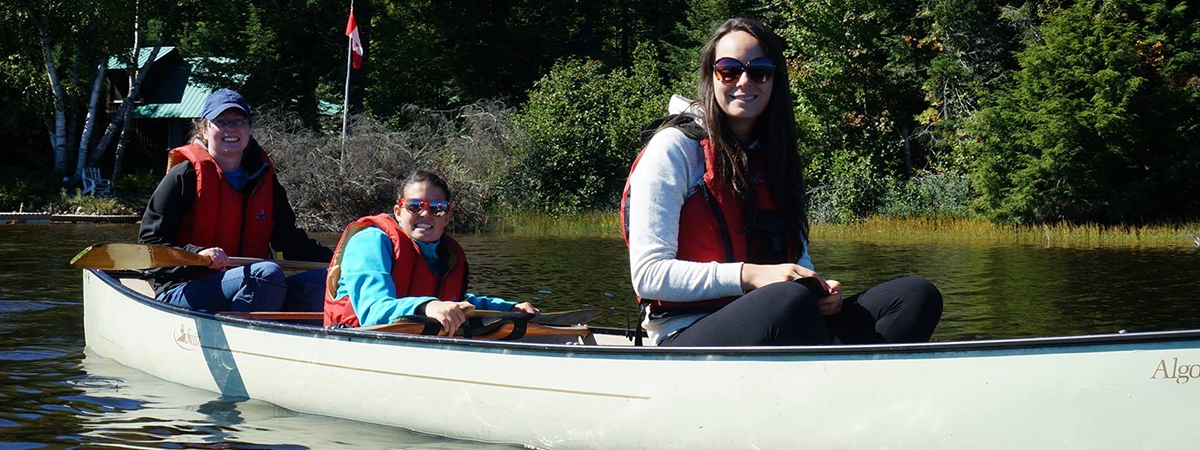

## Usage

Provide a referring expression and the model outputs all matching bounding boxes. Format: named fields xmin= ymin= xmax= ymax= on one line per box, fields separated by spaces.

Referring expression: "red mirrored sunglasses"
xmin=398 ymin=198 xmax=451 ymax=216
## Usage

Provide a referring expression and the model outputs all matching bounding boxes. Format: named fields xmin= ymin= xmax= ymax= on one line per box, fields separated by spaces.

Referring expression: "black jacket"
xmin=138 ymin=139 xmax=333 ymax=294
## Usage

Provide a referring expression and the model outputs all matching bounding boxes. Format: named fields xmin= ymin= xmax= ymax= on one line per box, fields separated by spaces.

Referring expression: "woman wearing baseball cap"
xmin=137 ymin=88 xmax=333 ymax=313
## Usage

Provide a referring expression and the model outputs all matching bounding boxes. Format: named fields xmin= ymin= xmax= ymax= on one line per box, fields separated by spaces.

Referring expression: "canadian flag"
xmin=346 ymin=12 xmax=363 ymax=69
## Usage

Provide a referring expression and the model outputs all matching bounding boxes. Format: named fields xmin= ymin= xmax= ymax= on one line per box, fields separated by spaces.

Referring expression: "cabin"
xmin=103 ymin=47 xmax=339 ymax=173
xmin=104 ymin=47 xmax=233 ymax=171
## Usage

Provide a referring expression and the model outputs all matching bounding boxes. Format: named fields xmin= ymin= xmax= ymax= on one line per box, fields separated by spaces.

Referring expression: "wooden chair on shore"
xmin=81 ymin=167 xmax=112 ymax=197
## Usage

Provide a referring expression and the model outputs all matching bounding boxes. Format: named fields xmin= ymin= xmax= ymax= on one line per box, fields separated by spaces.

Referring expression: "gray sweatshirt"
xmin=627 ymin=116 xmax=812 ymax=344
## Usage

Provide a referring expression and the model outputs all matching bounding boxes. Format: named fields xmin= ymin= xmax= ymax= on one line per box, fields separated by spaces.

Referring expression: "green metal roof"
xmin=107 ymin=46 xmax=176 ymax=70
xmin=112 ymin=47 xmax=339 ymax=119
xmin=133 ymin=78 xmax=210 ymax=119
xmin=130 ymin=55 xmax=238 ymax=119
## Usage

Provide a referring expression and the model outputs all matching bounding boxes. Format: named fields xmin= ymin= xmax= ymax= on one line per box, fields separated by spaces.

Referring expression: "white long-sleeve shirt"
xmin=627 ymin=118 xmax=812 ymax=343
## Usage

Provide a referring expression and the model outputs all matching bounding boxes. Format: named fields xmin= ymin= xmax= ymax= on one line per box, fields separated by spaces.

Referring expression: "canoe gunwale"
xmin=92 ymin=269 xmax=1200 ymax=357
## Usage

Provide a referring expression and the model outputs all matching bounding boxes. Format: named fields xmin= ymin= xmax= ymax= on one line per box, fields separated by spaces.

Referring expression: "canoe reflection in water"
xmin=73 ymin=353 xmax=495 ymax=448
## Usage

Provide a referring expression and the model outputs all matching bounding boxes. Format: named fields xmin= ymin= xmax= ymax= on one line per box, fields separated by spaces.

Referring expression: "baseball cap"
xmin=201 ymin=89 xmax=251 ymax=120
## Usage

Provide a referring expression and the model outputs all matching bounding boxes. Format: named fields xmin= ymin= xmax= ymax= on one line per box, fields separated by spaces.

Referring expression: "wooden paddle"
xmin=362 ymin=312 xmax=593 ymax=340
xmin=70 ymin=243 xmax=328 ymax=271
xmin=218 ymin=308 xmax=604 ymax=327
xmin=364 ymin=320 xmax=591 ymax=340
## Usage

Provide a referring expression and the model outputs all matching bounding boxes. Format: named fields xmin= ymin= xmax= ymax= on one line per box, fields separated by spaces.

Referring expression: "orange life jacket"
xmin=166 ymin=142 xmax=276 ymax=258
xmin=620 ymin=120 xmax=799 ymax=311
xmin=323 ymin=214 xmax=469 ymax=327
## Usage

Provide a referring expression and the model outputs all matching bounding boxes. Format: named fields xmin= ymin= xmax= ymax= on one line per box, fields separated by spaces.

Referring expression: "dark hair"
xmin=697 ymin=17 xmax=809 ymax=245
xmin=398 ymin=170 xmax=452 ymax=201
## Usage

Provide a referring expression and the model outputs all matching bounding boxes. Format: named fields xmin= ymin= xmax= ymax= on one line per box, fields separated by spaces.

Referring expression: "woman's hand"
xmin=816 ymin=279 xmax=843 ymax=316
xmin=740 ymin=263 xmax=822 ymax=292
xmin=199 ymin=247 xmax=229 ymax=270
xmin=511 ymin=302 xmax=539 ymax=316
xmin=424 ymin=301 xmax=476 ymax=336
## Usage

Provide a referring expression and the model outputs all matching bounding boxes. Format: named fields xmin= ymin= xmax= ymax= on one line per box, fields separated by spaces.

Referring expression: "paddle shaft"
xmin=70 ymin=243 xmax=327 ymax=271
xmin=228 ymin=256 xmax=327 ymax=270
xmin=364 ymin=320 xmax=590 ymax=340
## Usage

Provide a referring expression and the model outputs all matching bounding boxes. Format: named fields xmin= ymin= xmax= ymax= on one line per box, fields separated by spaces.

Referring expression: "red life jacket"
xmin=323 ymin=213 xmax=469 ymax=327
xmin=620 ymin=120 xmax=799 ymax=311
xmin=166 ymin=142 xmax=276 ymax=258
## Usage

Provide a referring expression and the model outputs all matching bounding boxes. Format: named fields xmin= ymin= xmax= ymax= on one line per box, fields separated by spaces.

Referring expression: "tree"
xmin=916 ymin=0 xmax=1022 ymax=171
xmin=175 ymin=0 xmax=348 ymax=128
xmin=0 ymin=0 xmax=191 ymax=182
xmin=510 ymin=44 xmax=669 ymax=213
xmin=776 ymin=0 xmax=935 ymax=221
xmin=365 ymin=0 xmax=692 ymax=118
xmin=966 ymin=0 xmax=1200 ymax=224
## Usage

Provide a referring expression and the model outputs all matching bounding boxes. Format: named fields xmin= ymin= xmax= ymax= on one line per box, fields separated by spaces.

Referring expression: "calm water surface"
xmin=2 ymin=223 xmax=1199 ymax=448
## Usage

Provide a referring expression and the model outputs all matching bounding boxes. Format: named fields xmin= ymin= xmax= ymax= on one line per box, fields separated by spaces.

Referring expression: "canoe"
xmin=83 ymin=269 xmax=1200 ymax=449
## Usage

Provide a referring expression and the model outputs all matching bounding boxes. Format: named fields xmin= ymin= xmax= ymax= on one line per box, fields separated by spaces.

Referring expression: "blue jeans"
xmin=158 ymin=263 xmax=327 ymax=313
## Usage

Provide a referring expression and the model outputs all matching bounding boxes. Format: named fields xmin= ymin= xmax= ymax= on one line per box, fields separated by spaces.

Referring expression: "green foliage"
xmin=4 ymin=0 xmax=1200 ymax=229
xmin=510 ymin=44 xmax=670 ymax=214
xmin=46 ymin=188 xmax=138 ymax=215
xmin=777 ymin=0 xmax=936 ymax=222
xmin=876 ymin=170 xmax=974 ymax=219
xmin=178 ymin=0 xmax=344 ymax=128
xmin=366 ymin=0 xmax=693 ymax=115
xmin=112 ymin=169 xmax=162 ymax=195
xmin=0 ymin=178 xmax=52 ymax=212
xmin=965 ymin=0 xmax=1200 ymax=224
xmin=917 ymin=0 xmax=1023 ymax=170
xmin=806 ymin=151 xmax=887 ymax=223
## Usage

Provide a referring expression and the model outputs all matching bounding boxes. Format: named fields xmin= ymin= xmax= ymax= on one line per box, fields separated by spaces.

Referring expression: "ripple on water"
xmin=0 ymin=300 xmax=59 ymax=314
xmin=0 ymin=346 xmax=74 ymax=362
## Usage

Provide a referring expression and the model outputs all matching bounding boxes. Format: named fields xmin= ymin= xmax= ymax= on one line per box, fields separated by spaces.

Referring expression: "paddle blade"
xmin=70 ymin=243 xmax=209 ymax=270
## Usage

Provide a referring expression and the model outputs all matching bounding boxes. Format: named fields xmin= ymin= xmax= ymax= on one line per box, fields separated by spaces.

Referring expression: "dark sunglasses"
xmin=399 ymin=198 xmax=451 ymax=217
xmin=713 ymin=57 xmax=775 ymax=84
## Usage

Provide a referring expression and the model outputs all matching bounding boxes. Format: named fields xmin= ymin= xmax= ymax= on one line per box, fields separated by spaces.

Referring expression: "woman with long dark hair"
xmin=625 ymin=18 xmax=943 ymax=346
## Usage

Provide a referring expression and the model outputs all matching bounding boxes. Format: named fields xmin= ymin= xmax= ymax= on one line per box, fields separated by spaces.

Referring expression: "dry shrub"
xmin=254 ymin=100 xmax=523 ymax=233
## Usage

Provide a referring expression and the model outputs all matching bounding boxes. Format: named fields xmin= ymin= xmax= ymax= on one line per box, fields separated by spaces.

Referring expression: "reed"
xmin=812 ymin=217 xmax=1200 ymax=249
xmin=489 ymin=211 xmax=1200 ymax=249
xmin=486 ymin=210 xmax=622 ymax=237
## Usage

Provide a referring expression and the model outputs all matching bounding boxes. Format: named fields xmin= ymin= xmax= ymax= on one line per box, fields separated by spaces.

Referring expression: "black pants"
xmin=657 ymin=276 xmax=943 ymax=347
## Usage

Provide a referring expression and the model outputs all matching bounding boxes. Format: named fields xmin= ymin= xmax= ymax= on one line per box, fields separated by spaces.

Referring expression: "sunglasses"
xmin=399 ymin=198 xmax=451 ymax=217
xmin=210 ymin=118 xmax=250 ymax=128
xmin=712 ymin=57 xmax=775 ymax=84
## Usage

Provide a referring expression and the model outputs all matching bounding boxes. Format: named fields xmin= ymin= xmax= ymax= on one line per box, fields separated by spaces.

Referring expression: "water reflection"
xmin=1 ymin=223 xmax=1199 ymax=447
xmin=68 ymin=354 xmax=504 ymax=449
xmin=817 ymin=241 xmax=1200 ymax=340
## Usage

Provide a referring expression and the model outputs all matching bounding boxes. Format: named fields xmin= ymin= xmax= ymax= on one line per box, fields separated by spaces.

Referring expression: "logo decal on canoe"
xmin=175 ymin=324 xmax=200 ymax=351
xmin=1151 ymin=357 xmax=1200 ymax=384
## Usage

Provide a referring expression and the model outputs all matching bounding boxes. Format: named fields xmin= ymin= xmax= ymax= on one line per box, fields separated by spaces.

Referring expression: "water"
xmin=2 ymin=223 xmax=1199 ymax=448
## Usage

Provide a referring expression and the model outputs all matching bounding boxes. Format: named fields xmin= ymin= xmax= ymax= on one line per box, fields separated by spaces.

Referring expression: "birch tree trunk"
xmin=87 ymin=34 xmax=165 ymax=167
xmin=112 ymin=3 xmax=141 ymax=183
xmin=37 ymin=20 xmax=69 ymax=176
xmin=76 ymin=57 xmax=108 ymax=180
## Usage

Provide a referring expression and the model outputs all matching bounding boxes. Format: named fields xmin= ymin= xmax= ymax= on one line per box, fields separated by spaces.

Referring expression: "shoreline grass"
xmin=813 ymin=217 xmax=1200 ymax=248
xmin=481 ymin=210 xmax=621 ymax=237
xmin=487 ymin=211 xmax=1200 ymax=249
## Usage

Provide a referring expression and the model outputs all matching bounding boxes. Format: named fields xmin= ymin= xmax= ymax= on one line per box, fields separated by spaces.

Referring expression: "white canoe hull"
xmin=83 ymin=270 xmax=1200 ymax=449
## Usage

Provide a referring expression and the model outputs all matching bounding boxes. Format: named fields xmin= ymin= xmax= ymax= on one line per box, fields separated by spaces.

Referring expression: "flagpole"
xmin=341 ymin=1 xmax=354 ymax=172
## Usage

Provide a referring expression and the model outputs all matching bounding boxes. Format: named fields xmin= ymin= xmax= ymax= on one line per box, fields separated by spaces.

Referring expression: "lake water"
xmin=2 ymin=223 xmax=1199 ymax=448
